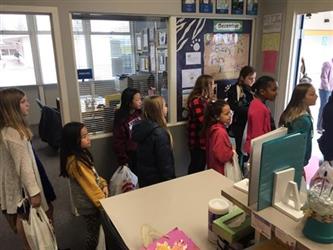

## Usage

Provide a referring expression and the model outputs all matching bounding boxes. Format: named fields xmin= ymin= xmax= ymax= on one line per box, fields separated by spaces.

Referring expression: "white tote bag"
xmin=96 ymin=226 xmax=106 ymax=250
xmin=225 ymin=153 xmax=243 ymax=182
xmin=22 ymin=207 xmax=58 ymax=250
xmin=109 ymin=165 xmax=138 ymax=196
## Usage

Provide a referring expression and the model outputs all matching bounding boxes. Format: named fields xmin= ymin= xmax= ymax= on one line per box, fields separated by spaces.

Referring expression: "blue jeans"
xmin=317 ymin=89 xmax=331 ymax=130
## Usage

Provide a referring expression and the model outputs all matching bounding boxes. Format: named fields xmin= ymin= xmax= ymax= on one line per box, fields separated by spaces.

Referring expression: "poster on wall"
xmin=182 ymin=0 xmax=196 ymax=13
xmin=262 ymin=33 xmax=280 ymax=74
xmin=261 ymin=13 xmax=282 ymax=74
xmin=199 ymin=0 xmax=213 ymax=13
xmin=176 ymin=17 xmax=252 ymax=121
xmin=263 ymin=13 xmax=282 ymax=33
xmin=231 ymin=0 xmax=244 ymax=15
xmin=216 ymin=0 xmax=229 ymax=14
xmin=205 ymin=20 xmax=249 ymax=79
xmin=246 ymin=0 xmax=258 ymax=15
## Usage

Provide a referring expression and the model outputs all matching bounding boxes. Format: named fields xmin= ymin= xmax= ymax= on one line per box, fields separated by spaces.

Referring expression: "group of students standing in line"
xmin=187 ymin=66 xmax=333 ymax=177
xmin=1 ymin=65 xmax=332 ymax=248
xmin=187 ymin=68 xmax=278 ymax=175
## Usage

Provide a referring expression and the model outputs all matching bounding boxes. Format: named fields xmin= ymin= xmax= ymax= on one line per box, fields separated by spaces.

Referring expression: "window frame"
xmin=0 ymin=13 xmax=57 ymax=86
xmin=72 ymin=18 xmax=136 ymax=80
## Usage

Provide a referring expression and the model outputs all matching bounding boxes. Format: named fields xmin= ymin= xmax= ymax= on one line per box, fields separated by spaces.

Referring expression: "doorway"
xmin=291 ymin=11 xmax=333 ymax=180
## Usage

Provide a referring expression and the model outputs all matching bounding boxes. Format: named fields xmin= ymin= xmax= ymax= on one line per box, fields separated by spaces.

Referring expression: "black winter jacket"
xmin=318 ymin=95 xmax=333 ymax=161
xmin=132 ymin=120 xmax=175 ymax=187
xmin=226 ymin=83 xmax=253 ymax=128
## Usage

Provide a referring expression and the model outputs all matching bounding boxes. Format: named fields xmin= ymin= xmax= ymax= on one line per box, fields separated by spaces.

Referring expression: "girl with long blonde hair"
xmin=279 ymin=83 xmax=318 ymax=166
xmin=132 ymin=96 xmax=175 ymax=187
xmin=0 ymin=88 xmax=48 ymax=249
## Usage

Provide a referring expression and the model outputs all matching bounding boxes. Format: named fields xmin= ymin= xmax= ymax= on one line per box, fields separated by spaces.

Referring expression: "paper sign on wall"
xmin=182 ymin=68 xmax=202 ymax=88
xmin=186 ymin=52 xmax=201 ymax=65
xmin=263 ymin=13 xmax=282 ymax=33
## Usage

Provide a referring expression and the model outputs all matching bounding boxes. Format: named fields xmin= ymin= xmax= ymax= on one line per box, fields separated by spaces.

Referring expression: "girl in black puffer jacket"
xmin=132 ymin=96 xmax=175 ymax=187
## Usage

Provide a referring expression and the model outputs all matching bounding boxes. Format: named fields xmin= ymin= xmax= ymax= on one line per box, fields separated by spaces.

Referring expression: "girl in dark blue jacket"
xmin=132 ymin=96 xmax=175 ymax=187
xmin=318 ymin=91 xmax=333 ymax=161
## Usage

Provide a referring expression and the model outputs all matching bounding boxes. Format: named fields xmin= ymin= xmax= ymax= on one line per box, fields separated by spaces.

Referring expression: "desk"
xmin=222 ymin=185 xmax=333 ymax=250
xmin=100 ymin=169 xmax=234 ymax=249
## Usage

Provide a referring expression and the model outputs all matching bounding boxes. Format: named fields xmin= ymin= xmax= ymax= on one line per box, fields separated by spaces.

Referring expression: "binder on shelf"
xmin=257 ymin=133 xmax=307 ymax=211
xmin=248 ymin=127 xmax=288 ymax=210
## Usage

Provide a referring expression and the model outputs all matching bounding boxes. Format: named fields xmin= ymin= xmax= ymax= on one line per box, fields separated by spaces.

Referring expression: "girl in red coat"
xmin=203 ymin=100 xmax=234 ymax=175
xmin=243 ymin=76 xmax=278 ymax=155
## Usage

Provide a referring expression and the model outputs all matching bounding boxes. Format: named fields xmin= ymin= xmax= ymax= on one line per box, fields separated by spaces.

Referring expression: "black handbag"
xmin=17 ymin=190 xmax=30 ymax=220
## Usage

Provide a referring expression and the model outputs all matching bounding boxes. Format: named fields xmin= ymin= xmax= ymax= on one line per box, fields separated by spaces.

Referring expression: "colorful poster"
xmin=216 ymin=0 xmax=229 ymax=14
xmin=204 ymin=33 xmax=250 ymax=79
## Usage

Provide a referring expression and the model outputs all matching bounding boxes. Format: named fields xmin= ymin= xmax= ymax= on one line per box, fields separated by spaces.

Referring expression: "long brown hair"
xmin=279 ymin=83 xmax=313 ymax=126
xmin=187 ymin=74 xmax=214 ymax=107
xmin=0 ymin=88 xmax=32 ymax=140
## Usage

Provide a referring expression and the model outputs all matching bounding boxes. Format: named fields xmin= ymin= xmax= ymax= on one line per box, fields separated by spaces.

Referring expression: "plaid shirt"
xmin=187 ymin=96 xmax=208 ymax=149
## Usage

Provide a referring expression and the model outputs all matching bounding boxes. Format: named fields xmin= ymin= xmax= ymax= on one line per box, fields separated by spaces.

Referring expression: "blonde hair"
xmin=279 ymin=83 xmax=313 ymax=126
xmin=0 ymin=88 xmax=32 ymax=140
xmin=143 ymin=96 xmax=167 ymax=128
xmin=143 ymin=96 xmax=173 ymax=146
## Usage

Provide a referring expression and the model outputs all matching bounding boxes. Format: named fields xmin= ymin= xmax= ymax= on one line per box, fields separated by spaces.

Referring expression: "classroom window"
xmin=72 ymin=15 xmax=168 ymax=134
xmin=0 ymin=14 xmax=57 ymax=87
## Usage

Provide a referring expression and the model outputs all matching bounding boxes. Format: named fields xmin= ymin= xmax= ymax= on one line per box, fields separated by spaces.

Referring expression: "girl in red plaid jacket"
xmin=187 ymin=74 xmax=216 ymax=174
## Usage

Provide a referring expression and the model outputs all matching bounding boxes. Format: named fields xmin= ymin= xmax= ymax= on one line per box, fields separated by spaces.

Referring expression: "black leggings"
xmin=188 ymin=147 xmax=206 ymax=174
xmin=82 ymin=212 xmax=101 ymax=250
xmin=232 ymin=124 xmax=247 ymax=170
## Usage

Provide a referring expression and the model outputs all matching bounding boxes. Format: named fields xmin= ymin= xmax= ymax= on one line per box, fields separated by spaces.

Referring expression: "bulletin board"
xmin=176 ymin=18 xmax=253 ymax=121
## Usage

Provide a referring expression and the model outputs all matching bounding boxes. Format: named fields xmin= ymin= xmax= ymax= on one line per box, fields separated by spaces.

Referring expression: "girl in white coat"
xmin=0 ymin=88 xmax=48 ymax=249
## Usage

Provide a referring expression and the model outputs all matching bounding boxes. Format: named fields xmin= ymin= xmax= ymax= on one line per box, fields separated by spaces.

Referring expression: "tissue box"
xmin=212 ymin=207 xmax=253 ymax=243
xmin=143 ymin=227 xmax=199 ymax=250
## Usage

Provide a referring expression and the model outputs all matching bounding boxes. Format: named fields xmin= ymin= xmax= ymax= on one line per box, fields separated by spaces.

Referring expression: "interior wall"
xmin=43 ymin=84 xmax=60 ymax=108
